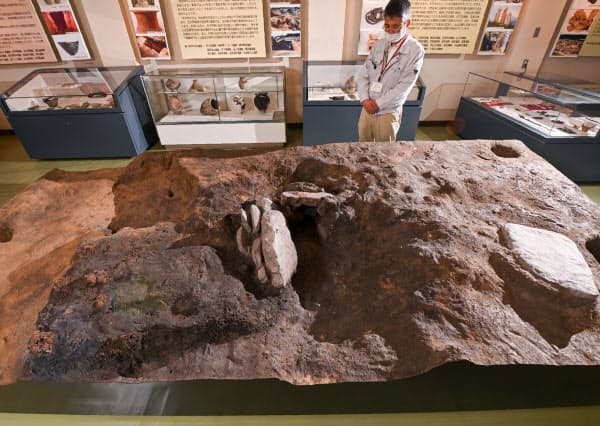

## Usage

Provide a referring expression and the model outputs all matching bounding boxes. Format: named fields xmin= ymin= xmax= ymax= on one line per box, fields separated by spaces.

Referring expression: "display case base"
xmin=454 ymin=97 xmax=600 ymax=183
xmin=1 ymin=66 xmax=157 ymax=160
xmin=157 ymin=122 xmax=286 ymax=146
xmin=303 ymin=103 xmax=423 ymax=146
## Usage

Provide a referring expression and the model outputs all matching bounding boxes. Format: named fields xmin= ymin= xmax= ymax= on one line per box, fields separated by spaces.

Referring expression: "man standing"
xmin=357 ymin=0 xmax=424 ymax=142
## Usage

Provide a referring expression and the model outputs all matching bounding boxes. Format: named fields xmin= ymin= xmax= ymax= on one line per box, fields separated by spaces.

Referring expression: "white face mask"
xmin=383 ymin=31 xmax=406 ymax=43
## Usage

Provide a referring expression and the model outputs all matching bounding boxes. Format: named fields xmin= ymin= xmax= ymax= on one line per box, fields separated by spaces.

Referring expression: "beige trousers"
xmin=358 ymin=109 xmax=401 ymax=142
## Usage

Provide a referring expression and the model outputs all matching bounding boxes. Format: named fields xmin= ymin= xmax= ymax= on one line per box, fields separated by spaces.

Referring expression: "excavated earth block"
xmin=0 ymin=140 xmax=599 ymax=386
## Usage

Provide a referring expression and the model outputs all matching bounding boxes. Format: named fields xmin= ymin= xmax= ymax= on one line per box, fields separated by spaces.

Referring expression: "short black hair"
xmin=384 ymin=0 xmax=411 ymax=20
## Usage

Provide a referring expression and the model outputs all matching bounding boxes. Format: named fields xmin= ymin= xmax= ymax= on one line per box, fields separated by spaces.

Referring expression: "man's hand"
xmin=362 ymin=99 xmax=379 ymax=114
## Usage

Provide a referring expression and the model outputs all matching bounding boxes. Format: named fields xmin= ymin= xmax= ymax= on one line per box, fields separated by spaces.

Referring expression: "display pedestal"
xmin=0 ymin=66 xmax=157 ymax=159
xmin=157 ymin=121 xmax=286 ymax=146
xmin=302 ymin=61 xmax=426 ymax=146
xmin=303 ymin=102 xmax=423 ymax=145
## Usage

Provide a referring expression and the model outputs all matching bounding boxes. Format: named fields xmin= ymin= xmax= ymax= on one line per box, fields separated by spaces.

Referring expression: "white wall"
xmin=307 ymin=0 xmax=346 ymax=60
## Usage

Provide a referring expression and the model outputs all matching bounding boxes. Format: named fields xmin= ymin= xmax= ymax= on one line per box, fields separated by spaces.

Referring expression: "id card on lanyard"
xmin=370 ymin=34 xmax=408 ymax=94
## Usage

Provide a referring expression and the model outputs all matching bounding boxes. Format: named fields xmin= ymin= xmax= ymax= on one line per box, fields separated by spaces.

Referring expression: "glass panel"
xmin=140 ymin=68 xmax=285 ymax=125
xmin=503 ymin=71 xmax=600 ymax=105
xmin=0 ymin=67 xmax=140 ymax=112
xmin=306 ymin=62 xmax=362 ymax=102
xmin=463 ymin=72 xmax=600 ymax=139
xmin=306 ymin=61 xmax=422 ymax=102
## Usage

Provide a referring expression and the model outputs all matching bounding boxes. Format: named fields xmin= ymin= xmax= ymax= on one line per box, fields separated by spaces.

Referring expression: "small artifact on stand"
xmin=231 ymin=95 xmax=246 ymax=114
xmin=254 ymin=92 xmax=270 ymax=113
xmin=573 ymin=122 xmax=596 ymax=133
xmin=188 ymin=79 xmax=205 ymax=93
xmin=87 ymin=91 xmax=108 ymax=99
xmin=165 ymin=78 xmax=181 ymax=92
xmin=239 ymin=76 xmax=250 ymax=90
xmin=167 ymin=95 xmax=183 ymax=114
xmin=343 ymin=75 xmax=358 ymax=98
xmin=42 ymin=96 xmax=58 ymax=108
xmin=58 ymin=41 xmax=79 ymax=56
xmin=200 ymin=98 xmax=219 ymax=116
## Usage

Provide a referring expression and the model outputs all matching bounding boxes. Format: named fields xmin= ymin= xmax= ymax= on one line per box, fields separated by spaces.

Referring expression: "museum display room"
xmin=1 ymin=1 xmax=600 ymax=425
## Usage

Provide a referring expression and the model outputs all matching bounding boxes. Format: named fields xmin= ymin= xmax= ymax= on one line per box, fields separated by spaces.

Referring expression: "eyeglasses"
xmin=383 ymin=21 xmax=404 ymax=32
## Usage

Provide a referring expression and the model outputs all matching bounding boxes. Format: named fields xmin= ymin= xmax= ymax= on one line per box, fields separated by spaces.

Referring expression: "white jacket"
xmin=357 ymin=34 xmax=424 ymax=115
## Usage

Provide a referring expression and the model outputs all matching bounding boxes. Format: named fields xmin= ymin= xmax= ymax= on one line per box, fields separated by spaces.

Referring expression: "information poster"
xmin=358 ymin=0 xmax=489 ymax=55
xmin=36 ymin=0 xmax=91 ymax=60
xmin=550 ymin=0 xmax=600 ymax=57
xmin=478 ymin=0 xmax=524 ymax=56
xmin=270 ymin=1 xmax=301 ymax=57
xmin=127 ymin=0 xmax=171 ymax=60
xmin=169 ymin=0 xmax=266 ymax=59
xmin=0 ymin=0 xmax=56 ymax=64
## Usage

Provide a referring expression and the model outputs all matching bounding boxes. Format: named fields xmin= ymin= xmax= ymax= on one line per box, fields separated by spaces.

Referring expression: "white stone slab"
xmin=504 ymin=223 xmax=599 ymax=299
xmin=261 ymin=210 xmax=297 ymax=289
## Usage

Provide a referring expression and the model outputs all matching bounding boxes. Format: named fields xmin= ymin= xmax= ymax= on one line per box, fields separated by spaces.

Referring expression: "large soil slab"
xmin=0 ymin=140 xmax=599 ymax=385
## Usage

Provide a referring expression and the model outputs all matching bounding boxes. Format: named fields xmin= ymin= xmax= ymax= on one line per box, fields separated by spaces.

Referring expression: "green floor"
xmin=0 ymin=123 xmax=461 ymax=206
xmin=1 ymin=124 xmax=599 ymax=206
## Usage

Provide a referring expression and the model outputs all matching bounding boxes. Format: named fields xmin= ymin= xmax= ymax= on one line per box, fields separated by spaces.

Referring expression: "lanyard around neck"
xmin=378 ymin=34 xmax=408 ymax=82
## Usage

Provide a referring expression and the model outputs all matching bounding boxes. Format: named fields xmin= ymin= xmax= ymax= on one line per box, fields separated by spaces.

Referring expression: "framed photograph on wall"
xmin=36 ymin=0 xmax=91 ymax=60
xmin=126 ymin=0 xmax=171 ymax=60
xmin=550 ymin=0 xmax=600 ymax=57
xmin=477 ymin=0 xmax=524 ymax=56
xmin=270 ymin=2 xmax=302 ymax=57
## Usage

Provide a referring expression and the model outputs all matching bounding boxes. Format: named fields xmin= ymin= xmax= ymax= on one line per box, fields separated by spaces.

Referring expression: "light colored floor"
xmin=1 ymin=406 xmax=600 ymax=426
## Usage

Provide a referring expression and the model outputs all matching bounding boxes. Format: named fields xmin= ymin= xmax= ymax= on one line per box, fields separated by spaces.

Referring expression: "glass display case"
xmin=305 ymin=61 xmax=422 ymax=103
xmin=505 ymin=71 xmax=600 ymax=115
xmin=454 ymin=72 xmax=600 ymax=182
xmin=302 ymin=61 xmax=425 ymax=146
xmin=0 ymin=66 xmax=156 ymax=159
xmin=141 ymin=68 xmax=286 ymax=147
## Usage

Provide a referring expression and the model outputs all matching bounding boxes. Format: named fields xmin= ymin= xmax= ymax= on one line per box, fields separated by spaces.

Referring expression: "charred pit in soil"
xmin=0 ymin=222 xmax=13 ymax=242
xmin=586 ymin=236 xmax=600 ymax=265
